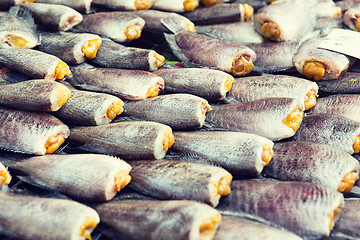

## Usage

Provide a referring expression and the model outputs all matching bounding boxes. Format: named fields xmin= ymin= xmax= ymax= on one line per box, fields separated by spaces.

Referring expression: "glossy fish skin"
xmin=0 ymin=192 xmax=100 ymax=240
xmin=68 ymin=63 xmax=164 ymax=101
xmin=72 ymin=11 xmax=145 ymax=43
xmin=264 ymin=141 xmax=360 ymax=192
xmin=308 ymin=94 xmax=360 ymax=123
xmin=37 ymin=32 xmax=102 ymax=65
xmin=154 ymin=68 xmax=233 ymax=101
xmin=292 ymin=113 xmax=360 ymax=154
xmin=133 ymin=10 xmax=196 ymax=34
xmin=19 ymin=3 xmax=83 ymax=31
xmin=54 ymin=86 xmax=124 ymax=126
xmin=11 ymin=154 xmax=132 ymax=202
xmin=122 ymin=93 xmax=211 ymax=130
xmin=206 ymin=98 xmax=304 ymax=141
xmin=217 ymin=180 xmax=344 ymax=238
xmin=182 ymin=3 xmax=253 ymax=25
xmin=214 ymin=216 xmax=303 ymax=240
xmin=225 ymin=75 xmax=318 ymax=111
xmin=69 ymin=121 xmax=174 ymax=160
xmin=94 ymin=200 xmax=221 ymax=240
xmin=0 ymin=106 xmax=70 ymax=155
xmin=196 ymin=21 xmax=265 ymax=45
xmin=171 ymin=131 xmax=274 ymax=178
xmin=90 ymin=38 xmax=164 ymax=71
xmin=34 ymin=0 xmax=92 ymax=13
xmin=128 ymin=159 xmax=232 ymax=207
xmin=332 ymin=198 xmax=360 ymax=238
xmin=0 ymin=79 xmax=71 ymax=112
xmin=316 ymin=72 xmax=360 ymax=94
xmin=0 ymin=6 xmax=39 ymax=49
xmin=293 ymin=37 xmax=355 ymax=81
xmin=0 ymin=48 xmax=70 ymax=80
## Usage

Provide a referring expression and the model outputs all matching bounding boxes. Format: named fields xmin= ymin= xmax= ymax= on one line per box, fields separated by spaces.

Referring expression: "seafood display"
xmin=1 ymin=0 xmax=360 ymax=239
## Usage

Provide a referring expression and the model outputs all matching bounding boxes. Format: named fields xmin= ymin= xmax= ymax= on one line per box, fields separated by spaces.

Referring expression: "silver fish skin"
xmin=196 ymin=21 xmax=265 ymax=45
xmin=0 ymin=79 xmax=71 ymax=111
xmin=292 ymin=113 xmax=360 ymax=154
xmin=293 ymin=37 xmax=355 ymax=81
xmin=69 ymin=121 xmax=174 ymax=160
xmin=225 ymin=75 xmax=318 ymax=111
xmin=316 ymin=72 xmax=360 ymax=94
xmin=0 ymin=106 xmax=70 ymax=155
xmin=37 ymin=32 xmax=102 ymax=65
xmin=68 ymin=63 xmax=164 ymax=100
xmin=91 ymin=0 xmax=152 ymax=10
xmin=18 ymin=3 xmax=83 ymax=31
xmin=0 ymin=191 xmax=100 ymax=240
xmin=206 ymin=98 xmax=304 ymax=141
xmin=133 ymin=10 xmax=195 ymax=34
xmin=94 ymin=199 xmax=221 ymax=240
xmin=0 ymin=5 xmax=39 ymax=49
xmin=71 ymin=11 xmax=145 ymax=43
xmin=332 ymin=198 xmax=360 ymax=238
xmin=164 ymin=30 xmax=256 ymax=77
xmin=214 ymin=216 xmax=303 ymax=240
xmin=217 ymin=179 xmax=344 ymax=239
xmin=54 ymin=86 xmax=123 ymax=126
xmin=90 ymin=38 xmax=164 ymax=71
xmin=122 ymin=93 xmax=211 ymax=130
xmin=34 ymin=0 xmax=92 ymax=13
xmin=151 ymin=0 xmax=199 ymax=12
xmin=154 ymin=68 xmax=234 ymax=101
xmin=0 ymin=67 xmax=29 ymax=83
xmin=0 ymin=48 xmax=70 ymax=80
xmin=343 ymin=7 xmax=360 ymax=32
xmin=264 ymin=141 xmax=360 ymax=192
xmin=11 ymin=154 xmax=132 ymax=202
xmin=308 ymin=94 xmax=360 ymax=123
xmin=128 ymin=159 xmax=232 ymax=207
xmin=0 ymin=161 xmax=11 ymax=187
xmin=171 ymin=131 xmax=274 ymax=178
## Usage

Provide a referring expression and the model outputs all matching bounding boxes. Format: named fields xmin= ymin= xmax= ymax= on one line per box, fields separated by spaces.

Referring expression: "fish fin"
xmin=163 ymin=33 xmax=190 ymax=66
xmin=8 ymin=5 xmax=39 ymax=42
xmin=160 ymin=17 xmax=186 ymax=35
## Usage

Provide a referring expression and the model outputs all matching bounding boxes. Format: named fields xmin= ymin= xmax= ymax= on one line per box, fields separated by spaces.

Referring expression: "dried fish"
xmin=225 ymin=75 xmax=318 ymax=111
xmin=336 ymin=0 xmax=360 ymax=12
xmin=171 ymin=131 xmax=274 ymax=178
xmin=94 ymin=199 xmax=221 ymax=240
xmin=232 ymin=0 xmax=267 ymax=11
xmin=154 ymin=67 xmax=233 ymax=101
xmin=0 ymin=0 xmax=34 ymax=11
xmin=121 ymin=93 xmax=211 ymax=130
xmin=0 ymin=106 xmax=70 ymax=155
xmin=182 ymin=3 xmax=254 ymax=25
xmin=18 ymin=3 xmax=83 ymax=31
xmin=264 ymin=141 xmax=360 ymax=193
xmin=0 ymin=79 xmax=71 ymax=111
xmin=206 ymin=98 xmax=304 ymax=141
xmin=0 ymin=161 xmax=11 ymax=187
xmin=92 ymin=0 xmax=152 ymax=10
xmin=0 ymin=67 xmax=29 ymax=83
xmin=151 ymin=0 xmax=199 ymax=12
xmin=163 ymin=22 xmax=256 ymax=76
xmin=308 ymin=94 xmax=360 ymax=123
xmin=0 ymin=5 xmax=39 ymax=49
xmin=316 ymin=72 xmax=360 ymax=94
xmin=196 ymin=21 xmax=265 ymax=45
xmin=0 ymin=191 xmax=100 ymax=240
xmin=214 ymin=216 xmax=303 ymax=240
xmin=332 ymin=198 xmax=360 ymax=239
xmin=133 ymin=9 xmax=196 ymax=34
xmin=217 ymin=179 xmax=344 ymax=239
xmin=33 ymin=0 xmax=92 ymax=13
xmin=292 ymin=113 xmax=360 ymax=154
xmin=0 ymin=48 xmax=71 ymax=80
xmin=128 ymin=159 xmax=232 ymax=207
xmin=54 ymin=85 xmax=124 ymax=126
xmin=293 ymin=37 xmax=355 ymax=81
xmin=90 ymin=38 xmax=165 ymax=71
xmin=11 ymin=154 xmax=132 ymax=202
xmin=343 ymin=7 xmax=360 ymax=32
xmin=69 ymin=121 xmax=174 ymax=160
xmin=71 ymin=11 xmax=145 ymax=43
xmin=37 ymin=32 xmax=102 ymax=65
xmin=67 ymin=63 xmax=164 ymax=100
